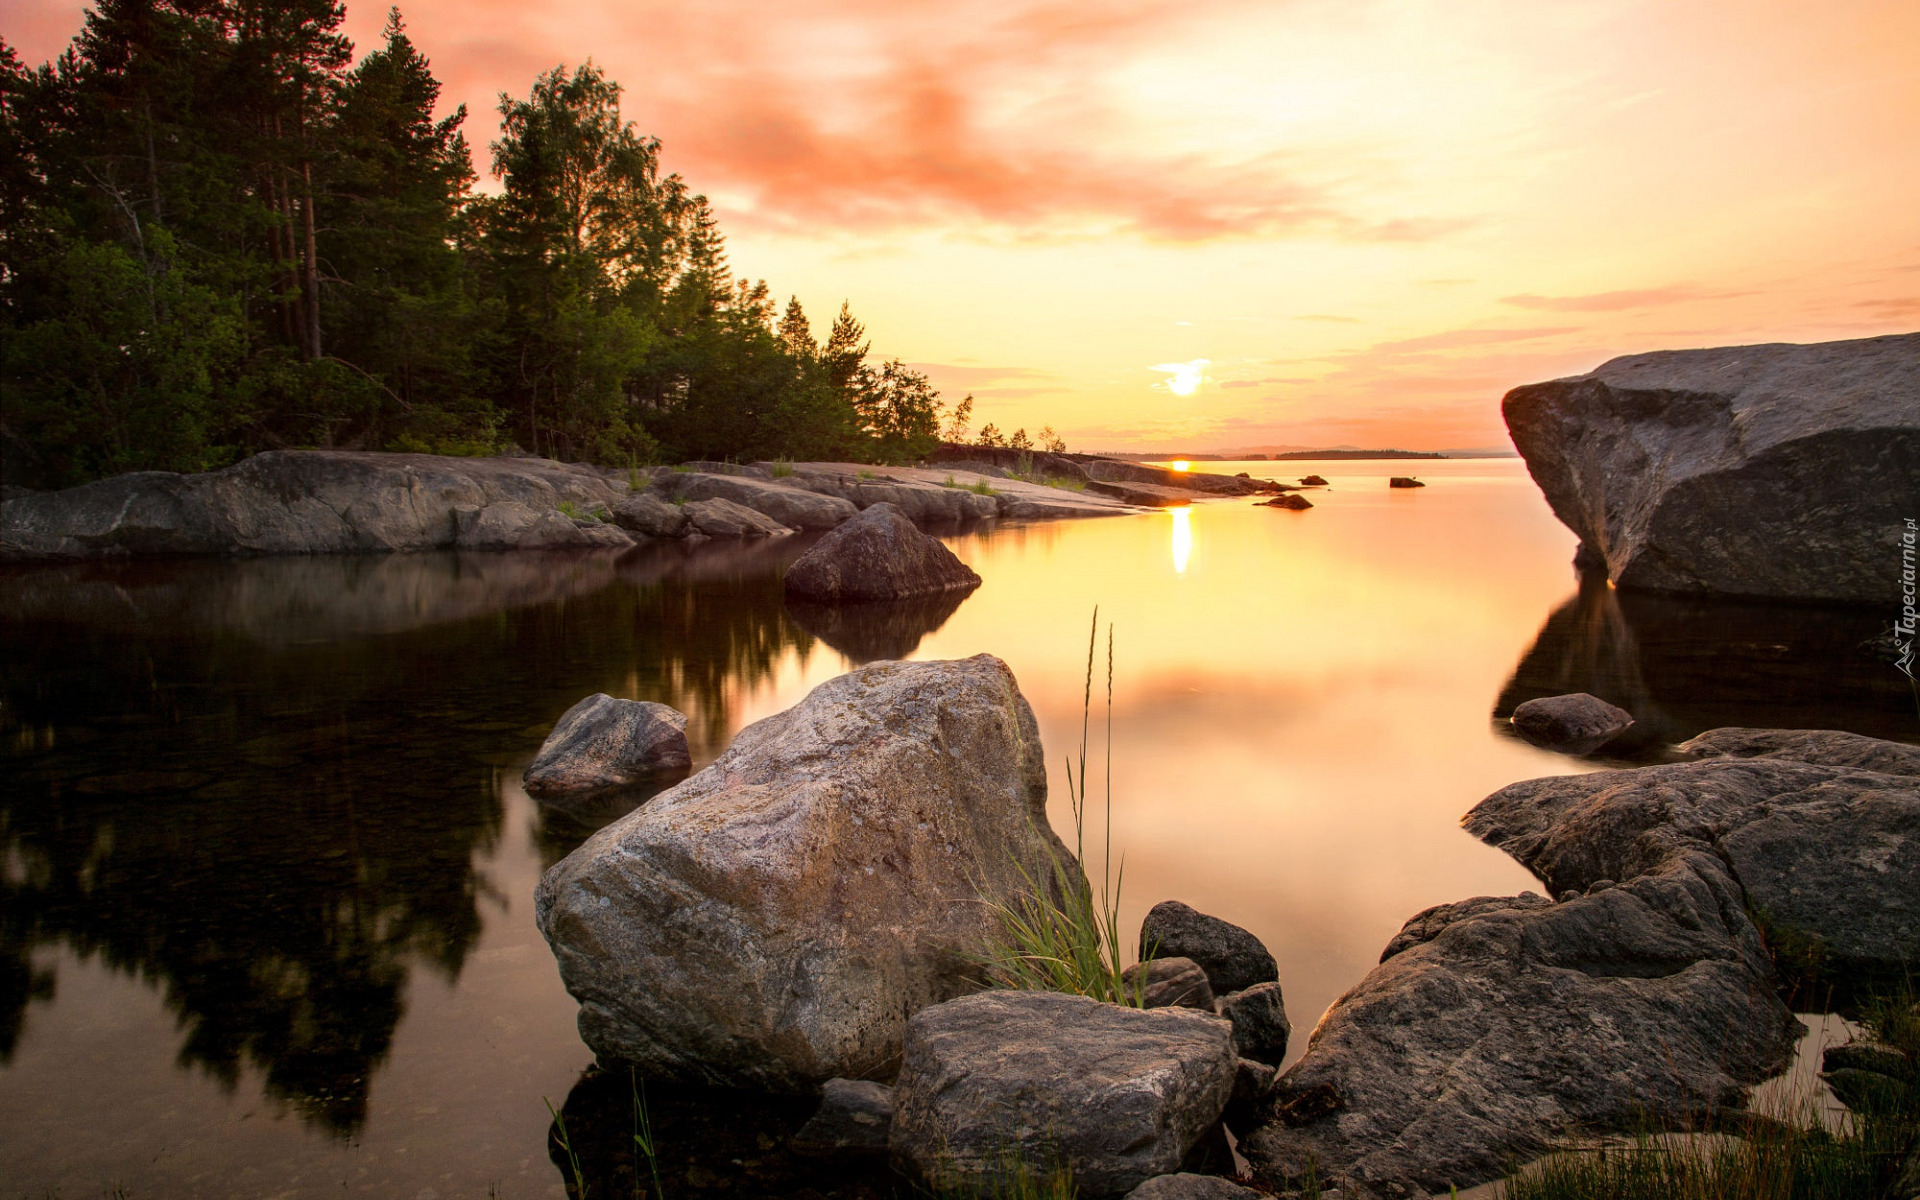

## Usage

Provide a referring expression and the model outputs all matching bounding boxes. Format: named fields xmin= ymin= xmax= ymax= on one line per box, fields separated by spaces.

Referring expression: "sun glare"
xmin=1170 ymin=506 xmax=1192 ymax=574
xmin=1171 ymin=460 xmax=1191 ymax=472
xmin=1151 ymin=359 xmax=1211 ymax=397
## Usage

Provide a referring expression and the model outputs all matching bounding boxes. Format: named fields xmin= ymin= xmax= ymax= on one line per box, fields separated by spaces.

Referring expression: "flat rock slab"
xmin=1124 ymin=1173 xmax=1265 ymax=1200
xmin=1501 ymin=332 xmax=1920 ymax=602
xmin=1509 ymin=692 xmax=1634 ymax=755
xmin=783 ymin=502 xmax=982 ymax=602
xmin=890 ymin=990 xmax=1237 ymax=1198
xmin=1466 ymin=729 xmax=1920 ymax=974
xmin=535 ymin=655 xmax=1072 ymax=1090
xmin=664 ymin=472 xmax=857 ymax=530
xmin=523 ymin=694 xmax=690 ymax=797
xmin=683 ymin=496 xmax=789 ymax=537
xmin=1239 ymin=854 xmax=1801 ymax=1198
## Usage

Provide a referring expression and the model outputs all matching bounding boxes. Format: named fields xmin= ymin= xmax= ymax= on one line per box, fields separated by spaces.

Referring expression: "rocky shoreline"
xmin=0 ymin=447 xmax=1294 ymax=562
xmin=524 ymin=650 xmax=1920 ymax=1199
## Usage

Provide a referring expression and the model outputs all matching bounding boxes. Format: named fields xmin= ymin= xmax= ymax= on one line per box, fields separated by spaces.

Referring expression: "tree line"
xmin=0 ymin=0 xmax=1039 ymax=488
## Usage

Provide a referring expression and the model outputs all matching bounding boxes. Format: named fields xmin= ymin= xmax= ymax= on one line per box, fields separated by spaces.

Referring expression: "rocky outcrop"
xmin=1238 ymin=865 xmax=1801 ymax=1196
xmin=1139 ymin=901 xmax=1278 ymax=996
xmin=1260 ymin=495 xmax=1312 ymax=510
xmin=1468 ymin=732 xmax=1920 ymax=976
xmin=609 ymin=493 xmax=692 ymax=538
xmin=1 ymin=450 xmax=640 ymax=560
xmin=1387 ymin=477 xmax=1424 ymax=489
xmin=1509 ymin=692 xmax=1634 ymax=755
xmin=682 ymin=496 xmax=789 ymax=537
xmin=664 ymin=472 xmax=857 ymax=530
xmin=783 ymin=503 xmax=982 ymax=602
xmin=534 ymin=655 xmax=1072 ymax=1090
xmin=523 ymin=695 xmax=691 ymax=797
xmin=889 ymin=990 xmax=1237 ymax=1197
xmin=1501 ymin=333 xmax=1920 ymax=602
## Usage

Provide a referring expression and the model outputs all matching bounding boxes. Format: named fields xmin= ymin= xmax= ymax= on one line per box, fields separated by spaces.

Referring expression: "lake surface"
xmin=2 ymin=457 xmax=1912 ymax=1198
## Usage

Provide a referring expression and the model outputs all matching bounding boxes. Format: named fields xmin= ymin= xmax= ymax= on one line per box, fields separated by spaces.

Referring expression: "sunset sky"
xmin=10 ymin=0 xmax=1920 ymax=452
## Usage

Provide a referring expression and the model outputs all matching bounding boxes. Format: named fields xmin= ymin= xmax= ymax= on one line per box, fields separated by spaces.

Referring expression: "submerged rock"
xmin=534 ymin=655 xmax=1071 ymax=1090
xmin=889 ymin=990 xmax=1237 ymax=1198
xmin=1501 ymin=332 xmax=1920 ymax=603
xmin=1466 ymin=732 xmax=1920 ymax=976
xmin=1508 ymin=692 xmax=1634 ymax=755
xmin=782 ymin=503 xmax=981 ymax=602
xmin=1260 ymin=494 xmax=1313 ymax=510
xmin=1139 ymin=901 xmax=1279 ymax=996
xmin=1299 ymin=475 xmax=1329 ymax=486
xmin=523 ymin=694 xmax=691 ymax=797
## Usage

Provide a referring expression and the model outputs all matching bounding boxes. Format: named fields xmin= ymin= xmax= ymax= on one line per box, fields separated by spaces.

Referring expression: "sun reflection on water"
xmin=1170 ymin=507 xmax=1192 ymax=574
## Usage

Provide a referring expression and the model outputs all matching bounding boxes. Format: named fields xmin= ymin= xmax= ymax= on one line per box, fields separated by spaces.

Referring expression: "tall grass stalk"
xmin=978 ymin=609 xmax=1148 ymax=1006
xmin=629 ymin=1069 xmax=663 ymax=1200
xmin=546 ymin=1096 xmax=590 ymax=1199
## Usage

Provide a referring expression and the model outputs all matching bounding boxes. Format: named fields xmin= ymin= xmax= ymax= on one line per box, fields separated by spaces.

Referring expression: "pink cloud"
xmin=1500 ymin=284 xmax=1751 ymax=312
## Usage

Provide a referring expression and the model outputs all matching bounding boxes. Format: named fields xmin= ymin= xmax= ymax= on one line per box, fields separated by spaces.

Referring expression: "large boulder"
xmin=609 ymin=493 xmax=693 ymax=538
xmin=783 ymin=503 xmax=982 ymax=602
xmin=1238 ymin=857 xmax=1801 ymax=1196
xmin=889 ymin=990 xmax=1237 ymax=1197
xmin=533 ymin=655 xmax=1072 ymax=1090
xmin=1466 ymin=731 xmax=1920 ymax=976
xmin=1501 ymin=333 xmax=1920 ymax=602
xmin=523 ymin=694 xmax=691 ymax=797
xmin=1139 ymin=901 xmax=1278 ymax=996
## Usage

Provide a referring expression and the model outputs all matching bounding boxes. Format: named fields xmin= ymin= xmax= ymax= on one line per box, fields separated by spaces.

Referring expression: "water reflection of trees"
xmin=1495 ymin=574 xmax=1915 ymax=753
xmin=0 ymin=540 xmax=817 ymax=1135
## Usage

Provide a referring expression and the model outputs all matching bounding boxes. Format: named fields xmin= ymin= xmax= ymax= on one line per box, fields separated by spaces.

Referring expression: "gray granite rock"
xmin=783 ymin=502 xmax=981 ymax=602
xmin=1238 ymin=853 xmax=1801 ymax=1197
xmin=523 ymin=694 xmax=691 ymax=797
xmin=1123 ymin=1173 xmax=1264 ymax=1200
xmin=1219 ymin=981 xmax=1290 ymax=1066
xmin=1681 ymin=727 xmax=1920 ymax=777
xmin=889 ymin=990 xmax=1237 ymax=1198
xmin=1509 ymin=692 xmax=1634 ymax=755
xmin=609 ymin=493 xmax=693 ymax=538
xmin=1501 ymin=332 xmax=1920 ymax=602
xmin=1139 ymin=902 xmax=1278 ymax=997
xmin=1466 ymin=736 xmax=1920 ymax=975
xmin=791 ymin=1078 xmax=894 ymax=1159
xmin=682 ymin=496 xmax=789 ymax=537
xmin=1223 ymin=1056 xmax=1276 ymax=1137
xmin=0 ymin=450 xmax=637 ymax=559
xmin=667 ymin=472 xmax=858 ymax=530
xmin=535 ymin=655 xmax=1072 ymax=1090
xmin=1123 ymin=957 xmax=1215 ymax=1010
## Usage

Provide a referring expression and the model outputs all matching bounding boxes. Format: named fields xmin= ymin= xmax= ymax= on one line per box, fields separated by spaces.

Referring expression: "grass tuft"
xmin=977 ymin=610 xmax=1148 ymax=1007
xmin=770 ymin=460 xmax=795 ymax=478
xmin=967 ymin=479 xmax=997 ymax=496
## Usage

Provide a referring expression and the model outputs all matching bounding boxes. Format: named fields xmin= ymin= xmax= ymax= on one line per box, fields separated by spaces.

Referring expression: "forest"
xmin=0 ymin=0 xmax=1062 ymax=488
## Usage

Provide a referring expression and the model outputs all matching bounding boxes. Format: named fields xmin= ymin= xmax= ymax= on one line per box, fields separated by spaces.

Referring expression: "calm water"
xmin=2 ymin=458 xmax=1912 ymax=1197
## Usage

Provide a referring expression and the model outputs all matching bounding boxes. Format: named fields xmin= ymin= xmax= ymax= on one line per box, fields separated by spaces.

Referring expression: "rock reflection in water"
xmin=548 ymin=1065 xmax=898 ymax=1199
xmin=1494 ymin=574 xmax=1915 ymax=754
xmin=783 ymin=589 xmax=971 ymax=664
xmin=0 ymin=540 xmax=816 ymax=1136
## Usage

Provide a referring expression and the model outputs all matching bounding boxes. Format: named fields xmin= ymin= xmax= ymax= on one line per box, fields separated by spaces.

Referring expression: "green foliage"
xmin=546 ymin=1096 xmax=590 ymax=1199
xmin=769 ymin=459 xmax=794 ymax=478
xmin=629 ymin=1069 xmax=664 ymax=1200
xmin=968 ymin=479 xmax=997 ymax=496
xmin=0 ymin=4 xmax=1015 ymax=482
xmin=979 ymin=612 xmax=1148 ymax=1007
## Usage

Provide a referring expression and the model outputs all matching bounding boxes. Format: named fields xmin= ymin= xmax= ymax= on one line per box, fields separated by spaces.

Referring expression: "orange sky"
xmin=9 ymin=0 xmax=1920 ymax=451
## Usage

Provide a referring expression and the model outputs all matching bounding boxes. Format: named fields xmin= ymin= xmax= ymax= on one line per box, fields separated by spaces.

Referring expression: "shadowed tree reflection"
xmin=0 ymin=541 xmax=818 ymax=1134
xmin=1494 ymin=572 xmax=1915 ymax=755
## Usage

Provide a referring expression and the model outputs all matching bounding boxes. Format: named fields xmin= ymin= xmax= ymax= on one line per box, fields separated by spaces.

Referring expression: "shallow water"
xmin=1 ymin=458 xmax=1911 ymax=1198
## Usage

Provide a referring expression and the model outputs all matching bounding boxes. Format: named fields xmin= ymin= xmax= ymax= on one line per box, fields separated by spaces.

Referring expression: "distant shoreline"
xmin=1093 ymin=449 xmax=1509 ymax=462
